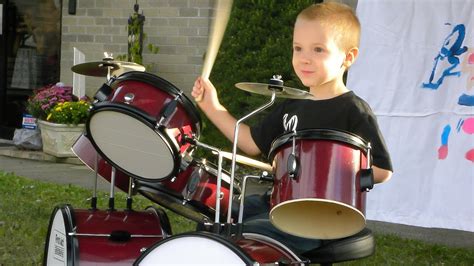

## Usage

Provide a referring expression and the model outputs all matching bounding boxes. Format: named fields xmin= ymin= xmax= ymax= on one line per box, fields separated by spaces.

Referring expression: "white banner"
xmin=348 ymin=0 xmax=474 ymax=231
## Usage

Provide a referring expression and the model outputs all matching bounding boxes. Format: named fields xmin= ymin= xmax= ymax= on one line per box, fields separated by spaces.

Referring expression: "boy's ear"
xmin=344 ymin=47 xmax=359 ymax=68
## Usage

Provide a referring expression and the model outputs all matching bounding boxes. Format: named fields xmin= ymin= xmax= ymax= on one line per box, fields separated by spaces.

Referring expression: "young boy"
xmin=192 ymin=2 xmax=393 ymax=254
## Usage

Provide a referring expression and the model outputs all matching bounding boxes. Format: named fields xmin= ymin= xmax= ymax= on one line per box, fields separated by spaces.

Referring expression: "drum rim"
xmin=241 ymin=232 xmax=302 ymax=263
xmin=112 ymin=71 xmax=202 ymax=137
xmin=268 ymin=128 xmax=369 ymax=161
xmin=133 ymin=231 xmax=254 ymax=265
xmin=269 ymin=198 xmax=366 ymax=239
xmin=43 ymin=204 xmax=78 ymax=266
xmin=138 ymin=183 xmax=213 ymax=223
xmin=86 ymin=102 xmax=181 ymax=182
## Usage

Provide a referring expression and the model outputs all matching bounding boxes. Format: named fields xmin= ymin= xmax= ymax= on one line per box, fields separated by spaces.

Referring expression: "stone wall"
xmin=60 ymin=0 xmax=212 ymax=97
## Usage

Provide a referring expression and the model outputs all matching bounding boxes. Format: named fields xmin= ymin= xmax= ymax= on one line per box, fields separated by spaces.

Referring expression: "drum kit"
xmin=43 ymin=57 xmax=375 ymax=265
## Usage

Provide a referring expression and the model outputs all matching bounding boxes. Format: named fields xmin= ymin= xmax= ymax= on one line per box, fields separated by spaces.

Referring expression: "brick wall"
xmin=60 ymin=0 xmax=212 ymax=97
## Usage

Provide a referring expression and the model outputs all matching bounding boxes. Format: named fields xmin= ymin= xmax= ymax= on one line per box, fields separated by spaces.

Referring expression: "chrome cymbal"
xmin=71 ymin=60 xmax=146 ymax=77
xmin=235 ymin=82 xmax=314 ymax=99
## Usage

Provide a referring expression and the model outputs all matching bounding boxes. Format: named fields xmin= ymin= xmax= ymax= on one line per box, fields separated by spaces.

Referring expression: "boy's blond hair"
xmin=297 ymin=2 xmax=360 ymax=52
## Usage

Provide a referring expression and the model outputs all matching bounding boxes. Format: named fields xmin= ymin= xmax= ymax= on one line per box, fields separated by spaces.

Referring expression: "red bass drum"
xmin=43 ymin=204 xmax=171 ymax=265
xmin=268 ymin=129 xmax=369 ymax=239
xmin=133 ymin=232 xmax=305 ymax=265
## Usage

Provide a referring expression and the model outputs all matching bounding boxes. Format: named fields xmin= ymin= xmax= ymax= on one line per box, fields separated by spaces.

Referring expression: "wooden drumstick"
xmin=196 ymin=0 xmax=233 ymax=102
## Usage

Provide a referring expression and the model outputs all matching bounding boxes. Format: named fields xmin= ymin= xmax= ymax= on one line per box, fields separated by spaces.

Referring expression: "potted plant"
xmin=27 ymin=83 xmax=91 ymax=157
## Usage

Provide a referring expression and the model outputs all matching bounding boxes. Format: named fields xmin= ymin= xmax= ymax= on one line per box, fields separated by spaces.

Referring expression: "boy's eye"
xmin=293 ymin=46 xmax=302 ymax=52
xmin=314 ymin=47 xmax=323 ymax=53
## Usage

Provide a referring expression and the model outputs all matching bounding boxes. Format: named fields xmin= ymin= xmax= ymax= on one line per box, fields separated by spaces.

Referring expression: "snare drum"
xmin=43 ymin=204 xmax=170 ymax=266
xmin=134 ymin=232 xmax=304 ymax=265
xmin=86 ymin=71 xmax=201 ymax=182
xmin=137 ymin=159 xmax=240 ymax=223
xmin=268 ymin=129 xmax=369 ymax=239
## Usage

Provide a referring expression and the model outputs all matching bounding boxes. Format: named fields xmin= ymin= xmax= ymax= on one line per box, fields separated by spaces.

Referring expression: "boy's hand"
xmin=191 ymin=76 xmax=221 ymax=111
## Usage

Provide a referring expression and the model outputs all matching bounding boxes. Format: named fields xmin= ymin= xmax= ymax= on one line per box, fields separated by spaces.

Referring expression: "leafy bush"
xmin=198 ymin=0 xmax=316 ymax=156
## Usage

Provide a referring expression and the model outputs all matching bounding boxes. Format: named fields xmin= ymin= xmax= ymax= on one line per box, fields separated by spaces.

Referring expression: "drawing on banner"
xmin=438 ymin=118 xmax=474 ymax=162
xmin=424 ymin=23 xmax=474 ymax=163
xmin=459 ymin=49 xmax=474 ymax=106
xmin=422 ymin=23 xmax=467 ymax=90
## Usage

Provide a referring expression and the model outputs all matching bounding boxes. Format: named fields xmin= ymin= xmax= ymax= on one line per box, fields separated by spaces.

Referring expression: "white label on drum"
xmin=47 ymin=211 xmax=68 ymax=266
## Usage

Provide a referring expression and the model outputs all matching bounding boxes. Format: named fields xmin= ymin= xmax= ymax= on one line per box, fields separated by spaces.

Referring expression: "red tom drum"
xmin=86 ymin=71 xmax=201 ymax=182
xmin=43 ymin=204 xmax=170 ymax=266
xmin=138 ymin=159 xmax=241 ymax=224
xmin=72 ymin=134 xmax=131 ymax=192
xmin=268 ymin=129 xmax=369 ymax=239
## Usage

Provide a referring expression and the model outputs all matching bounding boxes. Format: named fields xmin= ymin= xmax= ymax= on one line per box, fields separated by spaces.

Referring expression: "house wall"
xmin=60 ymin=0 xmax=213 ymax=97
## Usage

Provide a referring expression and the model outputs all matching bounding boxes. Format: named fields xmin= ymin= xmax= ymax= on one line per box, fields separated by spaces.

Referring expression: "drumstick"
xmin=197 ymin=0 xmax=233 ymax=101
xmin=220 ymin=151 xmax=273 ymax=172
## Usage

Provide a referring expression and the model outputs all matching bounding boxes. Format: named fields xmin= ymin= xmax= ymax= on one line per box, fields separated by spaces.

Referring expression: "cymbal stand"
xmin=108 ymin=166 xmax=117 ymax=211
xmin=126 ymin=177 xmax=133 ymax=211
xmin=90 ymin=152 xmax=99 ymax=210
xmin=225 ymin=87 xmax=277 ymax=235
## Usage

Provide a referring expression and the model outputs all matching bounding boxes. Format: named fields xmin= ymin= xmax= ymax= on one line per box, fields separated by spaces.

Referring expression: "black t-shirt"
xmin=250 ymin=91 xmax=393 ymax=171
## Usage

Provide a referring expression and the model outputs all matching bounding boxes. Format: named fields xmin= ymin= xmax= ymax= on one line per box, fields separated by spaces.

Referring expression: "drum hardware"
xmin=124 ymin=93 xmax=135 ymax=104
xmin=90 ymin=151 xmax=99 ymax=210
xmin=359 ymin=143 xmax=374 ymax=192
xmin=93 ymin=77 xmax=116 ymax=102
xmin=126 ymin=177 xmax=134 ymax=211
xmin=109 ymin=166 xmax=117 ymax=211
xmin=156 ymin=93 xmax=181 ymax=128
xmin=287 ymin=130 xmax=300 ymax=179
xmin=234 ymin=172 xmax=274 ymax=239
xmin=67 ymin=231 xmax=164 ymax=240
xmin=183 ymin=135 xmax=225 ymax=232
xmin=226 ymin=76 xmax=279 ymax=233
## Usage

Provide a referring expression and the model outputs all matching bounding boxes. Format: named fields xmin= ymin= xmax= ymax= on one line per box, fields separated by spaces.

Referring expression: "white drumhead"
xmin=89 ymin=110 xmax=177 ymax=180
xmin=270 ymin=198 xmax=366 ymax=239
xmin=46 ymin=209 xmax=68 ymax=266
xmin=136 ymin=235 xmax=247 ymax=265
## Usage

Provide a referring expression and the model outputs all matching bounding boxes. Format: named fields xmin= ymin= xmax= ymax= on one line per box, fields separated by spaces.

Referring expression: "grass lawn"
xmin=0 ymin=171 xmax=473 ymax=265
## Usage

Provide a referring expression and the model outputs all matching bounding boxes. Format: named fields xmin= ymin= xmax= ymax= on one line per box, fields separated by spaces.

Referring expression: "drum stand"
xmin=89 ymin=151 xmax=136 ymax=212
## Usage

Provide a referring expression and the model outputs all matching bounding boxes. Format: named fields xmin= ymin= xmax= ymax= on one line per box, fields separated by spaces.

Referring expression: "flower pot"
xmin=38 ymin=120 xmax=85 ymax=157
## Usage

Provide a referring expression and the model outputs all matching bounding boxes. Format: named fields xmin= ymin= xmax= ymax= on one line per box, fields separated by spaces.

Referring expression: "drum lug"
xmin=287 ymin=153 xmax=299 ymax=180
xmin=359 ymin=168 xmax=374 ymax=192
xmin=123 ymin=93 xmax=135 ymax=104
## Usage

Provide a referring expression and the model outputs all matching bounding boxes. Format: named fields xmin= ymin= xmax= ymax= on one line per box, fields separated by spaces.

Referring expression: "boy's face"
xmin=292 ymin=18 xmax=347 ymax=89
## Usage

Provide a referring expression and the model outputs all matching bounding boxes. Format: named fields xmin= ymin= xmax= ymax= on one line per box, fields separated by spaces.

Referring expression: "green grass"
xmin=0 ymin=171 xmax=473 ymax=265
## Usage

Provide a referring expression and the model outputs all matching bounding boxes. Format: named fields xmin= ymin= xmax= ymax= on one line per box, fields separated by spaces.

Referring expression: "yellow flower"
xmin=46 ymin=113 xmax=52 ymax=121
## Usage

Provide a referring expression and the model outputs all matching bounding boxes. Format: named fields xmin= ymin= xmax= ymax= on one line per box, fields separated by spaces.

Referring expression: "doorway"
xmin=0 ymin=0 xmax=61 ymax=138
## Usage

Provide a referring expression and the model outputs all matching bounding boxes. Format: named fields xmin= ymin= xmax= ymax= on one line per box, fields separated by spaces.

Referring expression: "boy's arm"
xmin=373 ymin=166 xmax=392 ymax=184
xmin=192 ymin=77 xmax=261 ymax=156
